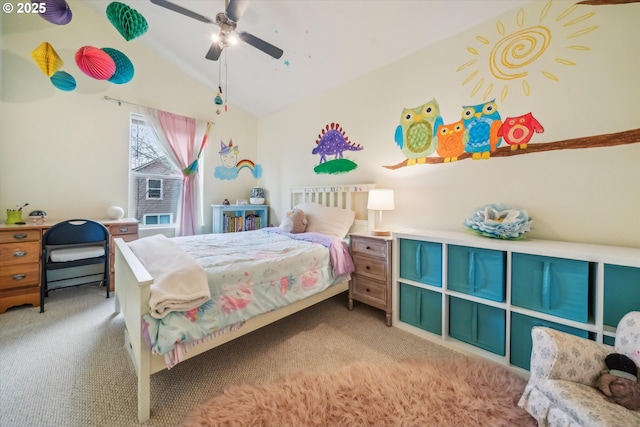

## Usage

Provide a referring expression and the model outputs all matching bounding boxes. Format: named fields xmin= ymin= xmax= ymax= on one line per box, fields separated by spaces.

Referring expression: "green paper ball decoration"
xmin=106 ymin=2 xmax=148 ymax=42
xmin=103 ymin=48 xmax=134 ymax=84
xmin=50 ymin=70 xmax=76 ymax=91
xmin=75 ymin=46 xmax=116 ymax=80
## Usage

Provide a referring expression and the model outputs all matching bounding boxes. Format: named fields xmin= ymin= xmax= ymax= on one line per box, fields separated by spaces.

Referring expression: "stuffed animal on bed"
xmin=279 ymin=208 xmax=307 ymax=234
xmin=595 ymin=353 xmax=640 ymax=410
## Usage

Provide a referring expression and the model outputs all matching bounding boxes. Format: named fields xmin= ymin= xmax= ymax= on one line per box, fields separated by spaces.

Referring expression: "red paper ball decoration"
xmin=75 ymin=46 xmax=115 ymax=80
xmin=103 ymin=48 xmax=134 ymax=84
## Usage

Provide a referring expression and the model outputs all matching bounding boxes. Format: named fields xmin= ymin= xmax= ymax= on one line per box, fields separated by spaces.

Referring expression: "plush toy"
xmin=279 ymin=208 xmax=307 ymax=234
xmin=595 ymin=353 xmax=640 ymax=410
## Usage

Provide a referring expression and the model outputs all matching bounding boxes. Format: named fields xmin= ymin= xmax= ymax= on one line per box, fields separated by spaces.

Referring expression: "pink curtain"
xmin=157 ymin=111 xmax=198 ymax=236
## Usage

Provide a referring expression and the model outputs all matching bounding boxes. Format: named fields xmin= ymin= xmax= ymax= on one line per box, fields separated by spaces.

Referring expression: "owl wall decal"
xmin=497 ymin=112 xmax=544 ymax=150
xmin=394 ymin=99 xmax=443 ymax=165
xmin=436 ymin=120 xmax=466 ymax=163
xmin=461 ymin=100 xmax=502 ymax=160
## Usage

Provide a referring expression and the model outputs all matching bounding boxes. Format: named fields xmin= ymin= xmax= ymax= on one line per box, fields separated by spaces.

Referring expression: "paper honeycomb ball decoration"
xmin=31 ymin=42 xmax=63 ymax=77
xmin=50 ymin=71 xmax=76 ymax=91
xmin=106 ymin=2 xmax=148 ymax=41
xmin=102 ymin=48 xmax=134 ymax=84
xmin=75 ymin=46 xmax=116 ymax=80
xmin=35 ymin=0 xmax=72 ymax=25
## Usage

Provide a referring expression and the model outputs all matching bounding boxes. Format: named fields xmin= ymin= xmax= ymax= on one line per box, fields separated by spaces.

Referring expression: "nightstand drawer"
xmin=351 ymin=275 xmax=387 ymax=304
xmin=352 ymin=253 xmax=387 ymax=280
xmin=0 ymin=241 xmax=40 ymax=266
xmin=351 ymin=237 xmax=388 ymax=258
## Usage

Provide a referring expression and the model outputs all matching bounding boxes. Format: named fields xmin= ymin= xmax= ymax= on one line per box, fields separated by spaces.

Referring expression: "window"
xmin=146 ymin=178 xmax=163 ymax=200
xmin=143 ymin=213 xmax=173 ymax=225
xmin=129 ymin=114 xmax=182 ymax=228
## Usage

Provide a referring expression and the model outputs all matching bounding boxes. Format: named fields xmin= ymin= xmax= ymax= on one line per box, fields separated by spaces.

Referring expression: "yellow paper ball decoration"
xmin=31 ymin=42 xmax=64 ymax=77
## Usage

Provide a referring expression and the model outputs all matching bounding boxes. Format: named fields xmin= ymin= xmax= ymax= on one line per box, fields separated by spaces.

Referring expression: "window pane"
xmin=130 ymin=114 xmax=184 ymax=227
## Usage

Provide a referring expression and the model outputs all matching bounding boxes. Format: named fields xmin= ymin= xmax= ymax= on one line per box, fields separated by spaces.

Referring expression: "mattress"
xmin=140 ymin=228 xmax=353 ymax=362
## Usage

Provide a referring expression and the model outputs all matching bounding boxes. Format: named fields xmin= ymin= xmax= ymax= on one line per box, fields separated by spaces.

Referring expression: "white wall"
xmin=0 ymin=0 xmax=259 ymax=234
xmin=258 ymin=1 xmax=640 ymax=248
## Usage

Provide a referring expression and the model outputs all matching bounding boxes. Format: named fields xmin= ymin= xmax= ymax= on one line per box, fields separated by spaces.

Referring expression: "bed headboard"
xmin=290 ymin=184 xmax=376 ymax=233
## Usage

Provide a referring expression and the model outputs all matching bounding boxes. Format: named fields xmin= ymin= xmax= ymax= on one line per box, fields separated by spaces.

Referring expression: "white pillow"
xmin=295 ymin=202 xmax=355 ymax=238
xmin=279 ymin=208 xmax=307 ymax=233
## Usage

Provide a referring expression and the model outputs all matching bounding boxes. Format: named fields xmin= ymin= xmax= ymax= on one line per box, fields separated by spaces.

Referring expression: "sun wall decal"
xmin=457 ymin=0 xmax=599 ymax=102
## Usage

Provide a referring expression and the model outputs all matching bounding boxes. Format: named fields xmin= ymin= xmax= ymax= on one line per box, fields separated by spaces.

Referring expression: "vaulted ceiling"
xmin=85 ymin=1 xmax=533 ymax=118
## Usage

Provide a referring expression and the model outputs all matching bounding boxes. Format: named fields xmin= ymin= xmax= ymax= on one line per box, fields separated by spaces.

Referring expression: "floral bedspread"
xmin=141 ymin=229 xmax=351 ymax=366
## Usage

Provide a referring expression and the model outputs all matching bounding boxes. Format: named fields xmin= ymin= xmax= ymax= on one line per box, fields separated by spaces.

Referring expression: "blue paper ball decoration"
xmin=50 ymin=70 xmax=76 ymax=91
xmin=103 ymin=48 xmax=134 ymax=84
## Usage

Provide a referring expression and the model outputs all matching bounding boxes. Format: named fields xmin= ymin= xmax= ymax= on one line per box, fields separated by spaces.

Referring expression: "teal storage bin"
xmin=603 ymin=335 xmax=616 ymax=346
xmin=510 ymin=312 xmax=589 ymax=370
xmin=399 ymin=282 xmax=442 ymax=335
xmin=511 ymin=253 xmax=594 ymax=323
xmin=447 ymin=245 xmax=506 ymax=302
xmin=603 ymin=264 xmax=640 ymax=328
xmin=399 ymin=239 xmax=442 ymax=287
xmin=449 ymin=296 xmax=505 ymax=355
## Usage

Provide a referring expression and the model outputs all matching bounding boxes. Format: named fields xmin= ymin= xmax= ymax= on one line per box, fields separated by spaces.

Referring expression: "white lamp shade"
xmin=367 ymin=189 xmax=395 ymax=211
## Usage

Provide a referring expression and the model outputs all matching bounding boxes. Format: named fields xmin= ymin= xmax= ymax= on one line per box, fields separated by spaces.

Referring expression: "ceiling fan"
xmin=149 ymin=0 xmax=284 ymax=61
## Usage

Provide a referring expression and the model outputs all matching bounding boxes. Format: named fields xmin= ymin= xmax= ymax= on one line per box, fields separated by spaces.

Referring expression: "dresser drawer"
xmin=351 ymin=275 xmax=387 ymax=304
xmin=0 ymin=241 xmax=40 ymax=266
xmin=0 ymin=263 xmax=40 ymax=290
xmin=352 ymin=253 xmax=387 ymax=280
xmin=109 ymin=223 xmax=138 ymax=237
xmin=351 ymin=237 xmax=387 ymax=258
xmin=0 ymin=229 xmax=41 ymax=243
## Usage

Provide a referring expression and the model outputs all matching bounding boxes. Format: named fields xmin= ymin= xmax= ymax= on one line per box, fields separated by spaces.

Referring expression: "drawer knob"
xmin=13 ymin=273 xmax=26 ymax=281
xmin=365 ymin=265 xmax=371 ymax=270
xmin=366 ymin=246 xmax=371 ymax=250
xmin=366 ymin=288 xmax=370 ymax=293
xmin=13 ymin=233 xmax=28 ymax=240
xmin=13 ymin=251 xmax=27 ymax=257
xmin=120 ymin=227 xmax=129 ymax=232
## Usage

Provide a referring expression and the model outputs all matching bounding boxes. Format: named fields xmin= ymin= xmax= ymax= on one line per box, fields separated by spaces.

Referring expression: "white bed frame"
xmin=114 ymin=184 xmax=375 ymax=422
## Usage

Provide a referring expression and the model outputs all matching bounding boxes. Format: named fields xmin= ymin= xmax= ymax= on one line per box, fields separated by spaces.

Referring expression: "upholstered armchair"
xmin=519 ymin=311 xmax=640 ymax=426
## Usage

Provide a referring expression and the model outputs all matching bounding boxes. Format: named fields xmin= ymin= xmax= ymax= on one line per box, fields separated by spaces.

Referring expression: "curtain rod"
xmin=103 ymin=96 xmax=215 ymax=125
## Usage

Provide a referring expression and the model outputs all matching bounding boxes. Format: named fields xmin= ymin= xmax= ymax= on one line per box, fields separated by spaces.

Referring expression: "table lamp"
xmin=367 ymin=189 xmax=395 ymax=236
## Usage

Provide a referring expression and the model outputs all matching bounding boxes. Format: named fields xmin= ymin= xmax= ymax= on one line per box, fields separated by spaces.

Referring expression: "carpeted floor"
xmin=0 ymin=285 xmax=491 ymax=426
xmin=183 ymin=357 xmax=536 ymax=427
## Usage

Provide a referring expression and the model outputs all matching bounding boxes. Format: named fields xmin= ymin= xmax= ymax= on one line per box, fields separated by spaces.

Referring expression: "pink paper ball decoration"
xmin=75 ymin=46 xmax=116 ymax=80
xmin=34 ymin=0 xmax=72 ymax=25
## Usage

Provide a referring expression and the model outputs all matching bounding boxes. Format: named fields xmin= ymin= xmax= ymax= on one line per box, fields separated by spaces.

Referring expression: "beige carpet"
xmin=183 ymin=357 xmax=535 ymax=427
xmin=0 ymin=286 xmax=471 ymax=426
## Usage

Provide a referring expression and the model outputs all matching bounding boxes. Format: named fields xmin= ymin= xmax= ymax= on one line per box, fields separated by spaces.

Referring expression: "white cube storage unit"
xmin=392 ymin=229 xmax=640 ymax=373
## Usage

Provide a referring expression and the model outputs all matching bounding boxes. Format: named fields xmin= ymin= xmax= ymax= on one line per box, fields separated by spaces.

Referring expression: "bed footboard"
xmin=114 ymin=237 xmax=154 ymax=422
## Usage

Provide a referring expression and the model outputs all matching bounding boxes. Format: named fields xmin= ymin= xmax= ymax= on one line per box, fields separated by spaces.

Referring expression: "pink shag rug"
xmin=181 ymin=357 xmax=536 ymax=427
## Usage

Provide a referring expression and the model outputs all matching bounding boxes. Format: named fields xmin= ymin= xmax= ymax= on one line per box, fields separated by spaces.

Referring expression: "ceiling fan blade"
xmin=225 ymin=0 xmax=250 ymax=23
xmin=205 ymin=42 xmax=224 ymax=61
xmin=150 ymin=0 xmax=215 ymax=24
xmin=238 ymin=32 xmax=283 ymax=59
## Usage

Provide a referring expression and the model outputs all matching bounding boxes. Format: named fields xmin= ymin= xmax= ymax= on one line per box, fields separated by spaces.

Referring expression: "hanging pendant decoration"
xmin=50 ymin=70 xmax=76 ymax=91
xmin=103 ymin=47 xmax=134 ymax=84
xmin=106 ymin=2 xmax=149 ymax=41
xmin=75 ymin=46 xmax=116 ymax=80
xmin=31 ymin=42 xmax=64 ymax=77
xmin=35 ymin=0 xmax=72 ymax=25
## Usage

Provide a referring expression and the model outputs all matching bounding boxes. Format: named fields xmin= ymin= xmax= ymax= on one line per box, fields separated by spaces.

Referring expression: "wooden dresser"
xmin=0 ymin=218 xmax=138 ymax=313
xmin=348 ymin=232 xmax=393 ymax=326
